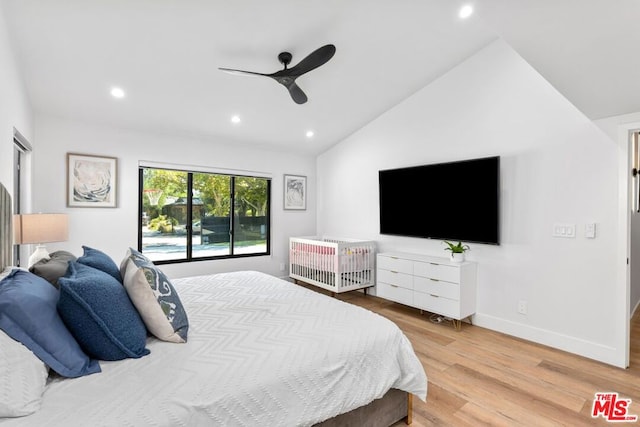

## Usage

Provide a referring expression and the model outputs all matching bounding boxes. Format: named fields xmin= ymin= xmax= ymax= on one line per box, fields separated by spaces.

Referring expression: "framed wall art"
xmin=67 ymin=153 xmax=118 ymax=208
xmin=284 ymin=174 xmax=306 ymax=210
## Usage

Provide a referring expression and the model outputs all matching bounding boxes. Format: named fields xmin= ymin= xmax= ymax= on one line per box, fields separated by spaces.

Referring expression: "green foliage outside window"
xmin=139 ymin=166 xmax=270 ymax=263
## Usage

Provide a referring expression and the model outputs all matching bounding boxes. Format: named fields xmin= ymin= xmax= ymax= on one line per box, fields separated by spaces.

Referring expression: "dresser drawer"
xmin=414 ymin=276 xmax=460 ymax=300
xmin=377 ymin=255 xmax=413 ymax=275
xmin=377 ymin=282 xmax=413 ymax=306
xmin=377 ymin=269 xmax=413 ymax=290
xmin=375 ymin=252 xmax=477 ymax=325
xmin=413 ymin=261 xmax=460 ymax=283
xmin=414 ymin=292 xmax=460 ymax=319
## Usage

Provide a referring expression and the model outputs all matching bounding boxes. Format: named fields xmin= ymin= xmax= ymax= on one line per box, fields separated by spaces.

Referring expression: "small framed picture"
xmin=67 ymin=153 xmax=118 ymax=208
xmin=284 ymin=174 xmax=306 ymax=210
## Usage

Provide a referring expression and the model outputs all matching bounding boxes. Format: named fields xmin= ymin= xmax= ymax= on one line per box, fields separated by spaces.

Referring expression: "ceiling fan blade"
xmin=286 ymin=44 xmax=336 ymax=77
xmin=218 ymin=67 xmax=269 ymax=77
xmin=219 ymin=45 xmax=334 ymax=104
xmin=287 ymin=82 xmax=308 ymax=104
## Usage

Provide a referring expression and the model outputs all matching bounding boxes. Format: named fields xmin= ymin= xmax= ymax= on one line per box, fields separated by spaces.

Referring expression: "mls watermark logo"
xmin=592 ymin=392 xmax=638 ymax=422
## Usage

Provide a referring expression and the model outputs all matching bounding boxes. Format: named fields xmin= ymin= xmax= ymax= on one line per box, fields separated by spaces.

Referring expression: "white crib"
xmin=289 ymin=236 xmax=376 ymax=294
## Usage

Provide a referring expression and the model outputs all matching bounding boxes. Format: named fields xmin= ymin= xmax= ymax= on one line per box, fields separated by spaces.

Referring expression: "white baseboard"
xmin=472 ymin=313 xmax=627 ymax=368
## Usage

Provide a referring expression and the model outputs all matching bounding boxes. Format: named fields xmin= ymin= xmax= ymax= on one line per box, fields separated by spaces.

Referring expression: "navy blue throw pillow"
xmin=0 ymin=269 xmax=101 ymax=377
xmin=77 ymin=246 xmax=122 ymax=283
xmin=58 ymin=262 xmax=150 ymax=361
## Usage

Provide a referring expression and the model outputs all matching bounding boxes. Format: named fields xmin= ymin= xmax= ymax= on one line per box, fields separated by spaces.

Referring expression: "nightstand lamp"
xmin=14 ymin=213 xmax=69 ymax=267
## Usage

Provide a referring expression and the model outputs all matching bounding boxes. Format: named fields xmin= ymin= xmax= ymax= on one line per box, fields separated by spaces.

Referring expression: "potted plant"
xmin=443 ymin=241 xmax=470 ymax=263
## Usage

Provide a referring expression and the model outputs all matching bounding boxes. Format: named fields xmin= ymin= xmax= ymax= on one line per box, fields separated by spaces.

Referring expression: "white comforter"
xmin=2 ymin=271 xmax=427 ymax=427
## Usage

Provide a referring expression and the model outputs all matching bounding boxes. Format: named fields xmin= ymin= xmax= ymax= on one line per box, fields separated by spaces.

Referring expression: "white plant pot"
xmin=450 ymin=252 xmax=465 ymax=263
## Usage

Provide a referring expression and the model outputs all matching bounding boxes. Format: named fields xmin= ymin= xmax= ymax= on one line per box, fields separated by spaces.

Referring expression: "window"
xmin=139 ymin=166 xmax=270 ymax=264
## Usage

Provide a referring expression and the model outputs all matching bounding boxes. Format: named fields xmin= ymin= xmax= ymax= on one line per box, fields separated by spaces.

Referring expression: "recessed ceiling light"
xmin=306 ymin=130 xmax=314 ymax=138
xmin=110 ymin=87 xmax=125 ymax=98
xmin=459 ymin=4 xmax=473 ymax=19
xmin=231 ymin=115 xmax=241 ymax=124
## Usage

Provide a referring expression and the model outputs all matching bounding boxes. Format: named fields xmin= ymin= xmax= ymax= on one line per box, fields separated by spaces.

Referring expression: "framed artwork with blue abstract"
xmin=67 ymin=153 xmax=117 ymax=208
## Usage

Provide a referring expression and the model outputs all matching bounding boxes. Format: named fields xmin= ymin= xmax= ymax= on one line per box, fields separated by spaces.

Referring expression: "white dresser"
xmin=376 ymin=251 xmax=477 ymax=329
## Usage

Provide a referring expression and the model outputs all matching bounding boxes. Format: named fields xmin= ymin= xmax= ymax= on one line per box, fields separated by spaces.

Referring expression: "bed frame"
xmin=315 ymin=389 xmax=412 ymax=426
xmin=289 ymin=236 xmax=376 ymax=294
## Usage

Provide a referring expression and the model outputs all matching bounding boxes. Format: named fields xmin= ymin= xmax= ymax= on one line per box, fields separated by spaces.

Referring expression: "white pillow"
xmin=0 ymin=329 xmax=49 ymax=417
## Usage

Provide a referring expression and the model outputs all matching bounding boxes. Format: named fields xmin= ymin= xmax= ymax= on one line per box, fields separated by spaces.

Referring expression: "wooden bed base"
xmin=314 ymin=389 xmax=412 ymax=426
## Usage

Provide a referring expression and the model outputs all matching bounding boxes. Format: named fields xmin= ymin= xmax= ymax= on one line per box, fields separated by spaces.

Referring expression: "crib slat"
xmin=288 ymin=236 xmax=376 ymax=294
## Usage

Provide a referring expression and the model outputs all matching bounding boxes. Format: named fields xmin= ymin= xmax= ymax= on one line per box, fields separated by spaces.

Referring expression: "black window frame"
xmin=138 ymin=166 xmax=271 ymax=265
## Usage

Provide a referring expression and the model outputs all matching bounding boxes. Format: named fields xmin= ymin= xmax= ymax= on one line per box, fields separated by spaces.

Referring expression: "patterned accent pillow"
xmin=122 ymin=248 xmax=189 ymax=343
xmin=58 ymin=262 xmax=150 ymax=360
xmin=0 ymin=329 xmax=48 ymax=417
xmin=119 ymin=247 xmax=152 ymax=279
xmin=77 ymin=246 xmax=122 ymax=283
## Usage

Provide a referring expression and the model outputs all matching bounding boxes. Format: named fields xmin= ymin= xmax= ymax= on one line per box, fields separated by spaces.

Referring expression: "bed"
xmin=289 ymin=236 xmax=376 ymax=294
xmin=0 ymin=184 xmax=427 ymax=426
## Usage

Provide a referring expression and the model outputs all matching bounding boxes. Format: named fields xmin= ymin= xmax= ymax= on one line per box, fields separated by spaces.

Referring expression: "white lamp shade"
xmin=14 ymin=214 xmax=69 ymax=245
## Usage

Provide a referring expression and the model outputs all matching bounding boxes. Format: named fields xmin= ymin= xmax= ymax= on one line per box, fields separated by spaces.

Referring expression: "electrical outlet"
xmin=279 ymin=263 xmax=285 ymax=272
xmin=518 ymin=300 xmax=528 ymax=315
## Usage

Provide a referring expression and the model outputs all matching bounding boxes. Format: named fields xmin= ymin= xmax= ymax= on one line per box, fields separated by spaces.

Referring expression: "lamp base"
xmin=28 ymin=245 xmax=50 ymax=268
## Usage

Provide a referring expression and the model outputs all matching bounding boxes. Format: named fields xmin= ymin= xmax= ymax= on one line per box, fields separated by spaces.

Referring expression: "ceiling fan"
xmin=219 ymin=44 xmax=336 ymax=105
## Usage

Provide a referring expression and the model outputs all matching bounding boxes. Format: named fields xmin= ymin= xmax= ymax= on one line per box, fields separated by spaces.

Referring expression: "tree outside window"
xmin=139 ymin=167 xmax=270 ymax=263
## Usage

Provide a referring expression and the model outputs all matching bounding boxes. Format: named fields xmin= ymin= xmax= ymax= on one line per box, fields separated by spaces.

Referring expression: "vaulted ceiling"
xmin=3 ymin=0 xmax=639 ymax=155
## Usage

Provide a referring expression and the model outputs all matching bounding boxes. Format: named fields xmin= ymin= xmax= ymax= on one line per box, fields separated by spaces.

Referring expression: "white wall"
xmin=317 ymin=39 xmax=627 ymax=367
xmin=595 ymin=112 xmax=640 ymax=140
xmin=31 ymin=115 xmax=316 ymax=279
xmin=0 ymin=3 xmax=32 ymax=196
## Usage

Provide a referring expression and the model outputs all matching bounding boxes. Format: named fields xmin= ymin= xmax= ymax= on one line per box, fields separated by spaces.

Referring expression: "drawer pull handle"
xmin=430 ymin=294 xmax=439 ymax=298
xmin=430 ymin=278 xmax=439 ymax=282
xmin=430 ymin=262 xmax=439 ymax=265
xmin=390 ymin=285 xmax=399 ymax=288
xmin=390 ymin=270 xmax=398 ymax=274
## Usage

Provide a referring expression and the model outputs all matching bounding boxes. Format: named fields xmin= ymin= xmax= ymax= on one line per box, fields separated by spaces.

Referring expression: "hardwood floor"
xmin=299 ymin=283 xmax=640 ymax=426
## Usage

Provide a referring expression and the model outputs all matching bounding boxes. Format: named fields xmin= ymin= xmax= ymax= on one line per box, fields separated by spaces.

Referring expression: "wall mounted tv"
xmin=379 ymin=156 xmax=500 ymax=245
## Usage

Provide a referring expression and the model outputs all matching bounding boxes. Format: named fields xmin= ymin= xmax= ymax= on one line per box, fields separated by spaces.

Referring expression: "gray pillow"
xmin=29 ymin=251 xmax=77 ymax=288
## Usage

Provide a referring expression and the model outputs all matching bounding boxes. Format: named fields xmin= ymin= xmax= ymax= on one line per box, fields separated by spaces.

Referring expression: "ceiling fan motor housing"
xmin=278 ymin=52 xmax=292 ymax=68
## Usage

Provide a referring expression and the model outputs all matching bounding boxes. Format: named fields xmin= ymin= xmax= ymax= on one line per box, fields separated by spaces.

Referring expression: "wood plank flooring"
xmin=298 ymin=283 xmax=640 ymax=426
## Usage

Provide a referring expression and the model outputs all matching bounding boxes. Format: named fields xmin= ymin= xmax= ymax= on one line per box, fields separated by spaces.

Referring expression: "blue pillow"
xmin=58 ymin=262 xmax=150 ymax=361
xmin=0 ymin=269 xmax=101 ymax=378
xmin=77 ymin=246 xmax=122 ymax=283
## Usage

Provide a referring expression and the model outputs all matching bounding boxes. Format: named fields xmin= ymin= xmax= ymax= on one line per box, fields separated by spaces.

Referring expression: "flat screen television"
xmin=379 ymin=156 xmax=500 ymax=245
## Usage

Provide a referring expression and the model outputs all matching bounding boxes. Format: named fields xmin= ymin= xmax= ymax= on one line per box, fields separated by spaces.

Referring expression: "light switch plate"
xmin=553 ymin=223 xmax=576 ymax=238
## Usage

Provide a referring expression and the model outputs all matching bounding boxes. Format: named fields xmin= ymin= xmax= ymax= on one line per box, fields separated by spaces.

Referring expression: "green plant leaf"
xmin=442 ymin=240 xmax=470 ymax=253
